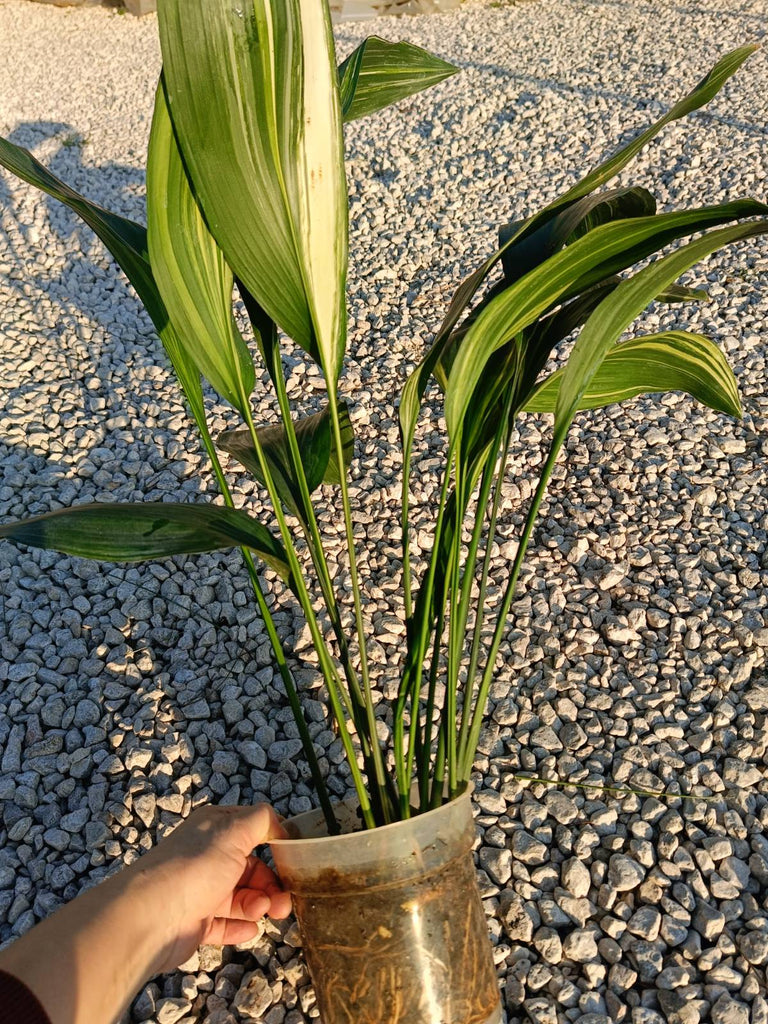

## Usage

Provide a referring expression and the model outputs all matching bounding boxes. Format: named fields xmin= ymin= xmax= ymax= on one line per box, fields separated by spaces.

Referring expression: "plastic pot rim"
xmin=269 ymin=779 xmax=474 ymax=851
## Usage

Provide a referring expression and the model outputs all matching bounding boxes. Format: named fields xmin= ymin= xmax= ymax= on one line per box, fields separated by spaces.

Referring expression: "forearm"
xmin=0 ymin=866 xmax=171 ymax=1024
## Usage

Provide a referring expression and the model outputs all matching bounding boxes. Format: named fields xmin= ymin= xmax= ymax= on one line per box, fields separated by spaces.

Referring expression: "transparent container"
xmin=330 ymin=0 xmax=461 ymax=21
xmin=270 ymin=786 xmax=502 ymax=1024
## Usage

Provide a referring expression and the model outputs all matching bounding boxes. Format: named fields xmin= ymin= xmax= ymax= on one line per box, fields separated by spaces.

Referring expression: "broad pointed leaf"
xmin=158 ymin=0 xmax=348 ymax=383
xmin=553 ymin=219 xmax=767 ymax=435
xmin=0 ymin=135 xmax=208 ymax=431
xmin=524 ymin=331 xmax=741 ymax=418
xmin=436 ymin=187 xmax=659 ymax=392
xmin=338 ymin=36 xmax=459 ymax=123
xmin=147 ymin=81 xmax=255 ymax=415
xmin=498 ymin=186 xmax=656 ymax=285
xmin=444 ymin=200 xmax=768 ymax=438
xmin=401 ymin=44 xmax=758 ymax=451
xmin=0 ymin=503 xmax=291 ymax=578
xmin=217 ymin=402 xmax=354 ymax=517
xmin=550 ymin=44 xmax=759 ymax=215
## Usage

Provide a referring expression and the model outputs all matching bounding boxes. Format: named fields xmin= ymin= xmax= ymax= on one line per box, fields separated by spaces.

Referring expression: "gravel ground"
xmin=2 ymin=0 xmax=768 ymax=1022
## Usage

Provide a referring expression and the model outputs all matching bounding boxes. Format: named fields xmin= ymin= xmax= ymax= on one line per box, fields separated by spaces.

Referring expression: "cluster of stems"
xmin=182 ymin=295 xmax=551 ymax=834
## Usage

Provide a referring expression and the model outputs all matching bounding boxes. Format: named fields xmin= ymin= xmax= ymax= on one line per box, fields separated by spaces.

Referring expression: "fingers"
xmin=203 ymin=918 xmax=263 ymax=946
xmin=233 ymin=804 xmax=288 ymax=846
xmin=184 ymin=803 xmax=287 ymax=851
xmin=215 ymin=882 xmax=292 ymax=922
xmin=237 ymin=855 xmax=281 ymax=890
xmin=267 ymin=887 xmax=292 ymax=920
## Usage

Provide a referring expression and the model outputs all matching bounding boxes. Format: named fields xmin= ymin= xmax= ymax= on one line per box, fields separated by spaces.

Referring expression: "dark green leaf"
xmin=403 ymin=44 xmax=758 ymax=441
xmin=0 ymin=503 xmax=291 ymax=578
xmin=444 ymin=200 xmax=768 ymax=438
xmin=553 ymin=219 xmax=767 ymax=434
xmin=338 ymin=36 xmax=459 ymax=123
xmin=499 ymin=186 xmax=656 ymax=285
xmin=0 ymin=134 xmax=208 ymax=430
xmin=217 ymin=402 xmax=354 ymax=517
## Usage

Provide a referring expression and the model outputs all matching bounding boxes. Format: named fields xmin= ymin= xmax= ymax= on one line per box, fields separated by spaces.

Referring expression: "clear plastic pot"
xmin=270 ymin=786 xmax=502 ymax=1024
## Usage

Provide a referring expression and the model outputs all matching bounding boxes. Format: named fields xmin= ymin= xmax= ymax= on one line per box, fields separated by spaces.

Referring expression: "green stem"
xmin=458 ymin=441 xmax=561 ymax=783
xmin=326 ymin=384 xmax=394 ymax=823
xmin=269 ymin=359 xmax=361 ymax=699
xmin=237 ymin=386 xmax=375 ymax=829
xmin=429 ymin=724 xmax=446 ymax=810
xmin=445 ymin=452 xmax=464 ymax=797
xmin=400 ymin=446 xmax=414 ymax=622
xmin=197 ymin=423 xmax=338 ymax=832
xmin=269 ymin=357 xmax=394 ymax=824
xmin=456 ymin=440 xmax=511 ymax=770
xmin=416 ymin=604 xmax=445 ymax=811
xmin=395 ymin=463 xmax=453 ymax=816
xmin=456 ymin=410 xmax=515 ymax=773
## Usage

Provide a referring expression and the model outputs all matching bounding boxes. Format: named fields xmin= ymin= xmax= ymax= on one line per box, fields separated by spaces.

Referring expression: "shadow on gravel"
xmin=583 ymin=0 xmax=768 ymax=27
xmin=0 ymin=120 xmax=151 ymax=371
xmin=458 ymin=64 xmax=768 ymax=140
xmin=0 ymin=121 xmax=203 ymax=473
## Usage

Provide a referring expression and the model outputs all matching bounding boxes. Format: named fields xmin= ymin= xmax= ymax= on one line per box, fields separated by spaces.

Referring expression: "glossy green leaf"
xmin=436 ymin=189 xmax=657 ymax=392
xmin=524 ymin=331 xmax=741 ymax=417
xmin=338 ymin=36 xmax=459 ymax=122
xmin=401 ymin=44 xmax=758 ymax=452
xmin=656 ymin=283 xmax=708 ymax=304
xmin=498 ymin=186 xmax=657 ymax=285
xmin=0 ymin=503 xmax=291 ymax=578
xmin=158 ymin=0 xmax=348 ymax=384
xmin=444 ymin=200 xmax=768 ymax=439
xmin=0 ymin=134 xmax=208 ymax=431
xmin=550 ymin=44 xmax=760 ymax=216
xmin=147 ymin=81 xmax=255 ymax=415
xmin=552 ymin=219 xmax=767 ymax=436
xmin=446 ymin=274 xmax=706 ymax=406
xmin=217 ymin=402 xmax=354 ymax=517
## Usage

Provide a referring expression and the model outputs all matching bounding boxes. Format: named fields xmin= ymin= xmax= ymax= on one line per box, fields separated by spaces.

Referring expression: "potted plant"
xmin=0 ymin=3 xmax=765 ymax=1021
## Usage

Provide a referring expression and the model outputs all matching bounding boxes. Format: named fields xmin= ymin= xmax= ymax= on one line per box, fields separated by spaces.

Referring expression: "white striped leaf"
xmin=158 ymin=0 xmax=348 ymax=384
xmin=147 ymin=82 xmax=255 ymax=416
xmin=552 ymin=220 xmax=767 ymax=437
xmin=400 ymin=45 xmax=759 ymax=457
xmin=523 ymin=331 xmax=741 ymax=418
xmin=338 ymin=36 xmax=458 ymax=122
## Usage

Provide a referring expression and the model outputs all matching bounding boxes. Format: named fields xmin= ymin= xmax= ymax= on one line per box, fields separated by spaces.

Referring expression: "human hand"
xmin=133 ymin=804 xmax=292 ymax=972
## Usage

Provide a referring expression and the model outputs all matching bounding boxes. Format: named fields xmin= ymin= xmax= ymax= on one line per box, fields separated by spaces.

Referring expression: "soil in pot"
xmin=271 ymin=787 xmax=502 ymax=1024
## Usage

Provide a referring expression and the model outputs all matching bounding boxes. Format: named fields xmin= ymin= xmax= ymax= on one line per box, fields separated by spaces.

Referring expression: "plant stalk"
xmin=326 ymin=383 xmax=395 ymax=823
xmin=396 ymin=461 xmax=453 ymax=816
xmin=269 ymin=355 xmax=395 ymax=824
xmin=237 ymin=384 xmax=376 ymax=828
xmin=456 ymin=409 xmax=515 ymax=772
xmin=458 ymin=440 xmax=562 ymax=783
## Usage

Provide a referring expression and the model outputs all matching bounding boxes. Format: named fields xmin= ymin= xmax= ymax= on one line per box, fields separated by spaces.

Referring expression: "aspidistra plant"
xmin=0 ymin=1 xmax=765 ymax=832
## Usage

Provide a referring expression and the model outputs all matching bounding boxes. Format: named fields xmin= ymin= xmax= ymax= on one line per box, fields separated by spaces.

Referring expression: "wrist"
xmin=105 ymin=859 xmax=182 ymax=977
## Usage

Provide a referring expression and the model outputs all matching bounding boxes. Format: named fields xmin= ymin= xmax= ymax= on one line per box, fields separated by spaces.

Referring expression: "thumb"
xmin=224 ymin=804 xmax=288 ymax=851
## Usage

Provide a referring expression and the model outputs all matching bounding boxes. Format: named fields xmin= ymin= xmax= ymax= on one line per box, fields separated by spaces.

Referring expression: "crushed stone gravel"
xmin=1 ymin=0 xmax=768 ymax=1021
